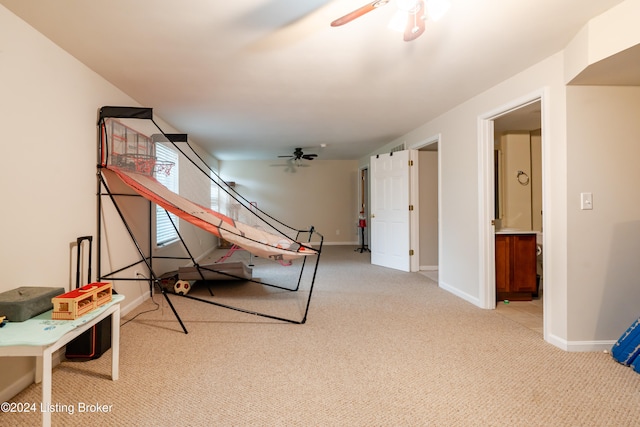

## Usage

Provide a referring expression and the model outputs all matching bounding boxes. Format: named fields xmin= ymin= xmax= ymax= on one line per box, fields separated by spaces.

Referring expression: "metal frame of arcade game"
xmin=96 ymin=107 xmax=322 ymax=333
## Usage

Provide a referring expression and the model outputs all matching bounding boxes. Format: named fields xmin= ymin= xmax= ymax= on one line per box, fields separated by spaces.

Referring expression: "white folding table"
xmin=0 ymin=294 xmax=124 ymax=427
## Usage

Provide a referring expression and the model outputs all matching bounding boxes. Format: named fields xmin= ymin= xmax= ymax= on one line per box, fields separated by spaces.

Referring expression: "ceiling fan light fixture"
xmin=388 ymin=9 xmax=409 ymax=32
xmin=397 ymin=0 xmax=421 ymax=12
xmin=388 ymin=0 xmax=425 ymax=33
xmin=332 ymin=0 xmax=447 ymax=40
xmin=425 ymin=0 xmax=451 ymax=21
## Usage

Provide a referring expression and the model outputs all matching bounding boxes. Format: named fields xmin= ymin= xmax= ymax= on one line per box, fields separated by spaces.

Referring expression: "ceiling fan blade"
xmin=331 ymin=0 xmax=390 ymax=27
xmin=403 ymin=0 xmax=426 ymax=41
xmin=302 ymin=154 xmax=317 ymax=160
xmin=278 ymin=155 xmax=294 ymax=158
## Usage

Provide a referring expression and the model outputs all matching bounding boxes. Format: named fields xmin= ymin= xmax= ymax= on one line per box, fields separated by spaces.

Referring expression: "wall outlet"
xmin=336 ymin=229 xmax=340 ymax=235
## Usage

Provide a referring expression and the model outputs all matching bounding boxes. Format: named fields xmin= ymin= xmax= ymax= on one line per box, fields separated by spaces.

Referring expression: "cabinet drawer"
xmin=495 ymin=234 xmax=537 ymax=300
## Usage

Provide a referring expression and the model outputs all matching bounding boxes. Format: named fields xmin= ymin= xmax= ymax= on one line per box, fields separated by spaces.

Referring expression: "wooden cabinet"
xmin=495 ymin=233 xmax=537 ymax=301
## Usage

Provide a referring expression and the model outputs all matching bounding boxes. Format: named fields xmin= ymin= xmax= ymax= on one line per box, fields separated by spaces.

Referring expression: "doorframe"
xmin=478 ymin=89 xmax=549 ymax=336
xmin=409 ymin=134 xmax=441 ymax=276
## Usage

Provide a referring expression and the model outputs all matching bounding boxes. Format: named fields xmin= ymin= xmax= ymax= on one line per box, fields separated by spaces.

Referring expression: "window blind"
xmin=155 ymin=143 xmax=179 ymax=246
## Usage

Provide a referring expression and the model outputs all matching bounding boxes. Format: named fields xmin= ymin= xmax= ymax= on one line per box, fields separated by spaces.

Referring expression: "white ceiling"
xmin=0 ymin=0 xmax=629 ymax=160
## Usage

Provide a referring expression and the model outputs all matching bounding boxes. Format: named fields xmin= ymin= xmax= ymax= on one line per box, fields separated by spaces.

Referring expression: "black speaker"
xmin=65 ymin=317 xmax=112 ymax=360
xmin=65 ymin=235 xmax=112 ymax=360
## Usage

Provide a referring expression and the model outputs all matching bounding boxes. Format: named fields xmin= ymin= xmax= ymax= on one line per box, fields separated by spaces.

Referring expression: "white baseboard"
xmin=196 ymin=243 xmax=365 ymax=253
xmin=0 ymin=370 xmax=34 ymax=403
xmin=420 ymin=265 xmax=438 ymax=271
xmin=0 ymin=348 xmax=66 ymax=402
xmin=566 ymin=340 xmax=616 ymax=352
xmin=546 ymin=333 xmax=617 ymax=352
xmin=323 ymin=241 xmax=359 ymax=246
xmin=195 ymin=246 xmax=217 ymax=263
xmin=439 ymin=280 xmax=481 ymax=307
xmin=120 ymin=291 xmax=149 ymax=317
xmin=180 ymin=246 xmax=218 ymax=268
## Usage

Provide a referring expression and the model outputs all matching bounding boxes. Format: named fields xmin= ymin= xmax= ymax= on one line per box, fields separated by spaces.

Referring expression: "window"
xmin=155 ymin=143 xmax=179 ymax=246
xmin=210 ymin=170 xmax=219 ymax=212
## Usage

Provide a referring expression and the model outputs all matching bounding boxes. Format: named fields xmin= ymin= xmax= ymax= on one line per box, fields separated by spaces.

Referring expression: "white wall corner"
xmin=563 ymin=25 xmax=590 ymax=84
xmin=588 ymin=0 xmax=640 ymax=63
xmin=565 ymin=0 xmax=640 ymax=84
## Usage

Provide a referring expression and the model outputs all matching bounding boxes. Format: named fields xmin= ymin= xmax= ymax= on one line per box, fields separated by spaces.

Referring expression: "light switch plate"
xmin=581 ymin=192 xmax=593 ymax=210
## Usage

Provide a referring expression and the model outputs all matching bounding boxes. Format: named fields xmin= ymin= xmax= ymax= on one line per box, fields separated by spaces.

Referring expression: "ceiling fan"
xmin=330 ymin=0 xmax=450 ymax=42
xmin=278 ymin=147 xmax=318 ymax=162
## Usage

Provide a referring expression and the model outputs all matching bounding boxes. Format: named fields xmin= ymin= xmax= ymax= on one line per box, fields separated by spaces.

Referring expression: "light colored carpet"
xmin=3 ymin=246 xmax=640 ymax=426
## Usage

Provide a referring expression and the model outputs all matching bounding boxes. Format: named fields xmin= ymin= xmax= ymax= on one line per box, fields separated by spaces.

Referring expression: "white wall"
xmin=498 ymin=131 xmax=542 ymax=231
xmin=0 ymin=4 xmax=132 ymax=398
xmin=360 ymin=0 xmax=640 ymax=350
xmin=0 ymin=5 xmax=215 ymax=400
xmin=219 ymin=160 xmax=359 ymax=245
xmin=2 ymin=0 xmax=638 ymax=406
xmin=501 ymin=132 xmax=534 ymax=230
xmin=364 ymin=51 xmax=568 ymax=314
xmin=566 ymin=85 xmax=640 ymax=343
xmin=565 ymin=0 xmax=640 ymax=83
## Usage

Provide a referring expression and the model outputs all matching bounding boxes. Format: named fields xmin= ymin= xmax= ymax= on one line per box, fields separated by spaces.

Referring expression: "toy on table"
xmin=52 ymin=282 xmax=112 ymax=320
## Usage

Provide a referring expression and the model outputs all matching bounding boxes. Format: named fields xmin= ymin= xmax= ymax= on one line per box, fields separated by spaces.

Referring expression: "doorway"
xmin=410 ymin=135 xmax=440 ymax=281
xmin=493 ymin=101 xmax=543 ymax=333
xmin=479 ymin=92 xmax=546 ymax=338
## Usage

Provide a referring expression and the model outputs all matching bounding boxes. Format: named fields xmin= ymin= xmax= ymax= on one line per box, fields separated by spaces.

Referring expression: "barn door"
xmin=370 ymin=150 xmax=418 ymax=272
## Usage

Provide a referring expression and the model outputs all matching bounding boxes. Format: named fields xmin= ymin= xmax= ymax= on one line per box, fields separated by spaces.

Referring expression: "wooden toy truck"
xmin=52 ymin=282 xmax=112 ymax=320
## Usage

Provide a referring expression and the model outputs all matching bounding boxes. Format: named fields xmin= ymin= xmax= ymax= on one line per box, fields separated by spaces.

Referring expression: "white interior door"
xmin=370 ymin=150 xmax=416 ymax=272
